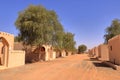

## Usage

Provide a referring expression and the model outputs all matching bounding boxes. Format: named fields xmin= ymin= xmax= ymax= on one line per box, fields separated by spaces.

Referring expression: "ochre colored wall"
xmin=91 ymin=49 xmax=94 ymax=57
xmin=8 ymin=50 xmax=25 ymax=68
xmin=61 ymin=50 xmax=66 ymax=57
xmin=51 ymin=51 xmax=56 ymax=60
xmin=108 ymin=35 xmax=120 ymax=65
xmin=43 ymin=45 xmax=54 ymax=61
xmin=0 ymin=42 xmax=4 ymax=65
xmin=94 ymin=47 xmax=99 ymax=58
xmin=0 ymin=32 xmax=26 ymax=69
xmin=88 ymin=49 xmax=92 ymax=57
xmin=88 ymin=48 xmax=95 ymax=57
xmin=25 ymin=45 xmax=56 ymax=62
xmin=98 ymin=44 xmax=109 ymax=61
xmin=56 ymin=51 xmax=61 ymax=58
xmin=0 ymin=32 xmax=14 ymax=67
xmin=14 ymin=42 xmax=25 ymax=50
xmin=68 ymin=51 xmax=72 ymax=56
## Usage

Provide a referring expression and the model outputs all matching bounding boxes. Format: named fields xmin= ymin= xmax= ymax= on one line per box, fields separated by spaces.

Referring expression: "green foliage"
xmin=14 ymin=36 xmax=21 ymax=42
xmin=78 ymin=44 xmax=87 ymax=53
xmin=62 ymin=32 xmax=76 ymax=51
xmin=104 ymin=19 xmax=120 ymax=44
xmin=15 ymin=5 xmax=64 ymax=46
xmin=15 ymin=5 xmax=76 ymax=52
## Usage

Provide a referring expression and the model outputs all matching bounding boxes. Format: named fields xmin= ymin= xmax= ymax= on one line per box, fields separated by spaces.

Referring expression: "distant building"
xmin=88 ymin=48 xmax=95 ymax=57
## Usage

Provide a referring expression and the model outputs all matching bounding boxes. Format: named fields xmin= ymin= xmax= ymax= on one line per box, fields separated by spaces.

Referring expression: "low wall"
xmin=56 ymin=51 xmax=61 ymax=58
xmin=25 ymin=53 xmax=40 ymax=63
xmin=68 ymin=51 xmax=72 ymax=56
xmin=46 ymin=51 xmax=57 ymax=61
xmin=8 ymin=50 xmax=25 ymax=68
xmin=53 ymin=51 xmax=56 ymax=59
xmin=61 ymin=50 xmax=66 ymax=57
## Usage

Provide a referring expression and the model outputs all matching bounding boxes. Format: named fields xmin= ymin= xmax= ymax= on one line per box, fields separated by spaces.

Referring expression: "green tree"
xmin=15 ymin=5 xmax=64 ymax=46
xmin=104 ymin=19 xmax=120 ymax=44
xmin=62 ymin=32 xmax=76 ymax=51
xmin=78 ymin=44 xmax=87 ymax=53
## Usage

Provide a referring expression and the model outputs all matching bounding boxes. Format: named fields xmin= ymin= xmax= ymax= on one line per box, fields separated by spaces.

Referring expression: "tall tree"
xmin=104 ymin=19 xmax=120 ymax=43
xmin=15 ymin=5 xmax=64 ymax=46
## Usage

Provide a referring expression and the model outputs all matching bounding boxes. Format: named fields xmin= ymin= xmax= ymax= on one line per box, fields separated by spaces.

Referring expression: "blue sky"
xmin=0 ymin=0 xmax=120 ymax=49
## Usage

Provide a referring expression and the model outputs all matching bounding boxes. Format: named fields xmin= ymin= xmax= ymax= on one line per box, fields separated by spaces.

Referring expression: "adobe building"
xmin=25 ymin=44 xmax=56 ymax=62
xmin=0 ymin=32 xmax=25 ymax=69
xmin=88 ymin=49 xmax=92 ymax=57
xmin=56 ymin=51 xmax=61 ymax=58
xmin=88 ymin=48 xmax=93 ymax=57
xmin=88 ymin=48 xmax=95 ymax=57
xmin=14 ymin=42 xmax=25 ymax=50
xmin=52 ymin=51 xmax=56 ymax=60
xmin=67 ymin=51 xmax=72 ymax=56
xmin=92 ymin=47 xmax=97 ymax=57
xmin=94 ymin=47 xmax=99 ymax=58
xmin=43 ymin=45 xmax=56 ymax=61
xmin=108 ymin=34 xmax=120 ymax=65
xmin=98 ymin=44 xmax=109 ymax=61
xmin=61 ymin=50 xmax=66 ymax=57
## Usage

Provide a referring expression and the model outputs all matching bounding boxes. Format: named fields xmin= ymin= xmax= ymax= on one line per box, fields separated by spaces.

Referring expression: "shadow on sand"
xmin=92 ymin=61 xmax=112 ymax=68
xmin=84 ymin=57 xmax=113 ymax=69
xmin=84 ymin=57 xmax=99 ymax=61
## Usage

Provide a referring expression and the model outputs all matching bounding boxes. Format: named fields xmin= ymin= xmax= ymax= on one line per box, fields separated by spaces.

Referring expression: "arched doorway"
xmin=0 ymin=37 xmax=9 ymax=66
xmin=39 ymin=47 xmax=45 ymax=61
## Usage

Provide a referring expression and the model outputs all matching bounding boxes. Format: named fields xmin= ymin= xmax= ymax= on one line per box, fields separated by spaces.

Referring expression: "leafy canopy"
xmin=15 ymin=5 xmax=64 ymax=46
xmin=15 ymin=5 xmax=76 ymax=51
xmin=104 ymin=19 xmax=120 ymax=44
xmin=62 ymin=32 xmax=76 ymax=51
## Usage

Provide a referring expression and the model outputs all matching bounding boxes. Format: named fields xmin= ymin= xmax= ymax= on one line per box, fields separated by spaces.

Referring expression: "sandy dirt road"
xmin=0 ymin=54 xmax=120 ymax=80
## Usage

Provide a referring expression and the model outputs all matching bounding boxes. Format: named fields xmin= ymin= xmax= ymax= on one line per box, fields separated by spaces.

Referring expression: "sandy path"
xmin=0 ymin=54 xmax=120 ymax=80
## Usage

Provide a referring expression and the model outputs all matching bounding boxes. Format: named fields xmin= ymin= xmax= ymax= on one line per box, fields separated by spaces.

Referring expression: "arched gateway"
xmin=0 ymin=37 xmax=9 ymax=66
xmin=0 ymin=32 xmax=14 ymax=67
xmin=0 ymin=32 xmax=25 ymax=68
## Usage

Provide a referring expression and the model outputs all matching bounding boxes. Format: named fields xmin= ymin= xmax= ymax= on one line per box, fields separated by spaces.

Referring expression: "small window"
xmin=110 ymin=46 xmax=112 ymax=51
